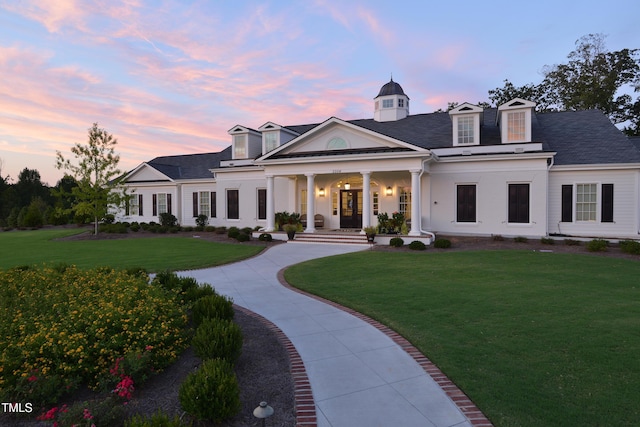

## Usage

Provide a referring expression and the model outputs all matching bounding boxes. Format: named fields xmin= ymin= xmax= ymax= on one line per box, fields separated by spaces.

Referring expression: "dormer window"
xmin=233 ymin=135 xmax=247 ymax=159
xmin=264 ymin=131 xmax=278 ymax=153
xmin=449 ymin=103 xmax=483 ymax=146
xmin=498 ymin=99 xmax=536 ymax=143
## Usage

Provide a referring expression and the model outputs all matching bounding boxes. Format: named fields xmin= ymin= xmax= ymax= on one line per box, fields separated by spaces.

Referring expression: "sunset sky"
xmin=1 ymin=0 xmax=638 ymax=185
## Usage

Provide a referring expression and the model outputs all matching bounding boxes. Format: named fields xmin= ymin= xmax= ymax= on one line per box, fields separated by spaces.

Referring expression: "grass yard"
xmin=0 ymin=229 xmax=264 ymax=271
xmin=284 ymin=250 xmax=640 ymax=427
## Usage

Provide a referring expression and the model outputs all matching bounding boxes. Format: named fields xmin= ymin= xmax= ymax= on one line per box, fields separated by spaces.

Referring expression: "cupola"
xmin=374 ymin=77 xmax=409 ymax=122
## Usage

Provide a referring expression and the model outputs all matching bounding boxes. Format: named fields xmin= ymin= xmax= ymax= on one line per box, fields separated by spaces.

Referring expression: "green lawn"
xmin=0 ymin=229 xmax=264 ymax=271
xmin=284 ymin=250 xmax=640 ymax=427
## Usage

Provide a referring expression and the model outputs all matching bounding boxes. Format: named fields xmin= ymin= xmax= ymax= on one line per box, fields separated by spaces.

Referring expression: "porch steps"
xmin=291 ymin=232 xmax=371 ymax=245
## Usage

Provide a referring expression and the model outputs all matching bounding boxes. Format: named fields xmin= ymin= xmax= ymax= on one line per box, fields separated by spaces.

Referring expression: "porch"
xmin=253 ymin=229 xmax=434 ymax=246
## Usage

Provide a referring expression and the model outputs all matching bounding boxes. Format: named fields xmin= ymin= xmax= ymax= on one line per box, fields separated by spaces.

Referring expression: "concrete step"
xmin=290 ymin=232 xmax=371 ymax=245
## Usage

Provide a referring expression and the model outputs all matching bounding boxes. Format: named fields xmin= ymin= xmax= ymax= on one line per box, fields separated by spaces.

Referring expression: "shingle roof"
xmin=146 ymin=146 xmax=232 ymax=179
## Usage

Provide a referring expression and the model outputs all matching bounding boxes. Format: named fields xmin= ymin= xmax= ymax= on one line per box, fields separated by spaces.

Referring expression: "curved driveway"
xmin=180 ymin=242 xmax=475 ymax=427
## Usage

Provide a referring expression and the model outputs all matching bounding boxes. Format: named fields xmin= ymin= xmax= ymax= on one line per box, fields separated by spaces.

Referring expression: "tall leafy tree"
xmin=56 ymin=123 xmax=127 ymax=234
xmin=488 ymin=34 xmax=640 ymax=135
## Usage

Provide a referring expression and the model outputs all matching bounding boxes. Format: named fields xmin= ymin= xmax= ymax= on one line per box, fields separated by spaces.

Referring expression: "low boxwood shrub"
xmin=192 ymin=293 xmax=234 ymax=326
xmin=227 ymin=226 xmax=240 ymax=239
xmin=258 ymin=233 xmax=273 ymax=242
xmin=130 ymin=222 xmax=140 ymax=232
xmin=514 ymin=236 xmax=528 ymax=243
xmin=236 ymin=232 xmax=250 ymax=242
xmin=434 ymin=238 xmax=451 ymax=249
xmin=408 ymin=240 xmax=426 ymax=250
xmin=620 ymin=240 xmax=640 ymax=255
xmin=389 ymin=237 xmax=404 ymax=247
xmin=540 ymin=237 xmax=555 ymax=245
xmin=214 ymin=226 xmax=227 ymax=234
xmin=192 ymin=318 xmax=243 ymax=363
xmin=178 ymin=358 xmax=240 ymax=422
xmin=195 ymin=214 xmax=209 ymax=228
xmin=587 ymin=239 xmax=609 ymax=252
xmin=205 ymin=226 xmax=216 ymax=232
xmin=159 ymin=213 xmax=178 ymax=227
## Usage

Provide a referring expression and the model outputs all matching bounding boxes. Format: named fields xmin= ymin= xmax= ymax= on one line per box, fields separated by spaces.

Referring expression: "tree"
xmin=56 ymin=123 xmax=127 ymax=235
xmin=15 ymin=168 xmax=51 ymax=209
xmin=488 ymin=34 xmax=640 ymax=135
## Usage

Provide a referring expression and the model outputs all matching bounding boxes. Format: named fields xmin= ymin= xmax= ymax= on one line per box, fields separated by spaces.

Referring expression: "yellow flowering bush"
xmin=0 ymin=265 xmax=189 ymax=405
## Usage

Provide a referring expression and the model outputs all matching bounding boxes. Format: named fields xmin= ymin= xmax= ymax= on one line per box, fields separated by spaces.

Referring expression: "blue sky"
xmin=1 ymin=0 xmax=638 ymax=185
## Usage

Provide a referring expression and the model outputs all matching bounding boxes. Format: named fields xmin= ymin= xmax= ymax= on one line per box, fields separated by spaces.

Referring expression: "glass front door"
xmin=340 ymin=190 xmax=362 ymax=229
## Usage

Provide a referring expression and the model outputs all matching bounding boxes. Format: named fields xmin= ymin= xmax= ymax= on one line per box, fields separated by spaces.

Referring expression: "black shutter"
xmin=227 ymin=190 xmax=239 ymax=219
xmin=456 ymin=185 xmax=476 ymax=223
xmin=508 ymin=184 xmax=530 ymax=223
xmin=561 ymin=185 xmax=573 ymax=222
xmin=167 ymin=194 xmax=172 ymax=215
xmin=152 ymin=194 xmax=157 ymax=216
xmin=193 ymin=192 xmax=198 ymax=217
xmin=602 ymin=184 xmax=614 ymax=223
xmin=138 ymin=194 xmax=143 ymax=216
xmin=211 ymin=192 xmax=216 ymax=218
xmin=258 ymin=189 xmax=267 ymax=220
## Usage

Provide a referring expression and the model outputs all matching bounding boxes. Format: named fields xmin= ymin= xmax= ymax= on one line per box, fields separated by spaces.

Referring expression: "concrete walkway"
xmin=180 ymin=242 xmax=476 ymax=427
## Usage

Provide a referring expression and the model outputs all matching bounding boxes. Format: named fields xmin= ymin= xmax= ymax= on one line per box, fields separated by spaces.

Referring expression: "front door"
xmin=340 ymin=190 xmax=362 ymax=229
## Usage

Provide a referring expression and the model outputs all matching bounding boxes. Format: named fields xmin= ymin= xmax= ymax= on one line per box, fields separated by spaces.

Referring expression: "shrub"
xmin=236 ymin=232 xmax=250 ymax=242
xmin=205 ymin=226 xmax=216 ymax=232
xmin=620 ymin=240 xmax=640 ymax=255
xmin=408 ymin=240 xmax=426 ymax=250
xmin=195 ymin=214 xmax=208 ymax=228
xmin=227 ymin=226 xmax=240 ymax=239
xmin=214 ymin=226 xmax=227 ymax=234
xmin=103 ymin=213 xmax=116 ymax=224
xmin=587 ymin=239 xmax=609 ymax=252
xmin=130 ymin=222 xmax=140 ymax=232
xmin=52 ymin=397 xmax=126 ymax=427
xmin=192 ymin=318 xmax=243 ymax=363
xmin=125 ymin=410 xmax=186 ymax=427
xmin=159 ymin=213 xmax=178 ymax=227
xmin=564 ymin=239 xmax=581 ymax=246
xmin=492 ymin=234 xmax=504 ymax=241
xmin=514 ymin=236 xmax=529 ymax=243
xmin=540 ymin=237 xmax=555 ymax=245
xmin=434 ymin=238 xmax=452 ymax=249
xmin=192 ymin=293 xmax=234 ymax=326
xmin=258 ymin=233 xmax=273 ymax=242
xmin=389 ymin=237 xmax=404 ymax=247
xmin=178 ymin=358 xmax=240 ymax=422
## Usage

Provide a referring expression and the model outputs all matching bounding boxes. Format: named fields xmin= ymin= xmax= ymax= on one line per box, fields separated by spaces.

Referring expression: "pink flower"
xmin=112 ymin=376 xmax=135 ymax=400
xmin=27 ymin=375 xmax=38 ymax=382
xmin=83 ymin=408 xmax=93 ymax=420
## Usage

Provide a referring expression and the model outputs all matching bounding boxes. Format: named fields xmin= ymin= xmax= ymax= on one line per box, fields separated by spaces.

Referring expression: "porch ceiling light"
xmin=344 ymin=181 xmax=351 ymax=190
xmin=386 ymin=186 xmax=393 ymax=196
xmin=318 ymin=187 xmax=325 ymax=197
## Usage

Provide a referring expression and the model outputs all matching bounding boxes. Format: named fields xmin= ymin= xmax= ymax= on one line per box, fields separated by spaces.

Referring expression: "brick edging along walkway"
xmin=233 ymin=305 xmax=317 ymax=427
xmin=276 ymin=268 xmax=494 ymax=427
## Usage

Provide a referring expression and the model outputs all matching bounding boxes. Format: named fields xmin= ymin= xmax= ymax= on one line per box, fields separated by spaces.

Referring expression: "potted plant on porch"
xmin=363 ymin=226 xmax=377 ymax=243
xmin=283 ymin=223 xmax=298 ymax=240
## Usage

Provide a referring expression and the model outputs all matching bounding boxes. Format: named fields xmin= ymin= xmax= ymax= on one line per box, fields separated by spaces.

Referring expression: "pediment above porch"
xmin=123 ymin=163 xmax=173 ymax=183
xmin=257 ymin=117 xmax=427 ymax=163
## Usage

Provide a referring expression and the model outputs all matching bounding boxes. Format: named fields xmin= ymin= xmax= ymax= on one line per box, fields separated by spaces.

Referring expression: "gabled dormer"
xmin=449 ymin=103 xmax=483 ymax=146
xmin=228 ymin=125 xmax=261 ymax=160
xmin=374 ymin=78 xmax=410 ymax=122
xmin=497 ymin=98 xmax=536 ymax=144
xmin=258 ymin=122 xmax=299 ymax=155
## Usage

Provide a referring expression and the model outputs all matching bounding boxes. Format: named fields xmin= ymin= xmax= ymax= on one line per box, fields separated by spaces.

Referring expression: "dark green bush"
xmin=102 ymin=213 xmax=115 ymax=224
xmin=408 ymin=240 xmax=426 ymax=250
xmin=514 ymin=236 xmax=528 ymax=243
xmin=195 ymin=214 xmax=208 ymax=228
xmin=492 ymin=234 xmax=504 ymax=241
xmin=125 ymin=410 xmax=186 ymax=427
xmin=434 ymin=238 xmax=452 ymax=249
xmin=58 ymin=397 xmax=125 ymax=427
xmin=178 ymin=358 xmax=240 ymax=422
xmin=227 ymin=227 xmax=240 ymax=239
xmin=214 ymin=226 xmax=227 ymax=234
xmin=587 ymin=239 xmax=609 ymax=252
xmin=540 ymin=237 xmax=555 ymax=245
xmin=620 ymin=240 xmax=640 ymax=255
xmin=258 ymin=233 xmax=273 ymax=242
xmin=159 ymin=213 xmax=178 ymax=227
xmin=236 ymin=232 xmax=250 ymax=242
xmin=205 ymin=226 xmax=216 ymax=232
xmin=389 ymin=237 xmax=404 ymax=247
xmin=192 ymin=318 xmax=243 ymax=363
xmin=192 ymin=294 xmax=234 ymax=326
xmin=130 ymin=222 xmax=140 ymax=232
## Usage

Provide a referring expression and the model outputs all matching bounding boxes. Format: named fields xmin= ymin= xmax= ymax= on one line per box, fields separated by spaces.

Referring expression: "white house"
xmin=116 ymin=79 xmax=640 ymax=240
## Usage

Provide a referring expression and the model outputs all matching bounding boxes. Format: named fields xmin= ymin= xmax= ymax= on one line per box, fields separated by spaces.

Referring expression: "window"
xmin=373 ymin=191 xmax=379 ymax=216
xmin=199 ymin=191 xmax=210 ymax=217
xmin=332 ymin=192 xmax=338 ymax=215
xmin=227 ymin=189 xmax=239 ymax=219
xmin=257 ymin=189 xmax=267 ymax=220
xmin=508 ymin=184 xmax=530 ymax=223
xmin=327 ymin=137 xmax=347 ymax=149
xmin=507 ymin=111 xmax=526 ymax=142
xmin=233 ymin=135 xmax=247 ymax=159
xmin=264 ymin=132 xmax=278 ymax=153
xmin=576 ymin=184 xmax=597 ymax=221
xmin=300 ymin=189 xmax=307 ymax=215
xmin=398 ymin=99 xmax=404 ymax=108
xmin=128 ymin=194 xmax=142 ymax=216
xmin=457 ymin=185 xmax=476 ymax=222
xmin=382 ymin=99 xmax=394 ymax=108
xmin=399 ymin=187 xmax=411 ymax=220
xmin=457 ymin=116 xmax=475 ymax=144
xmin=153 ymin=193 xmax=171 ymax=216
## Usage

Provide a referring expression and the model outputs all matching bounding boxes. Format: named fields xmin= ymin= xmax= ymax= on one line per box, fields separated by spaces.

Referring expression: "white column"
xmin=265 ymin=175 xmax=275 ymax=232
xmin=305 ymin=173 xmax=316 ymax=233
xmin=409 ymin=169 xmax=421 ymax=236
xmin=361 ymin=171 xmax=371 ymax=233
